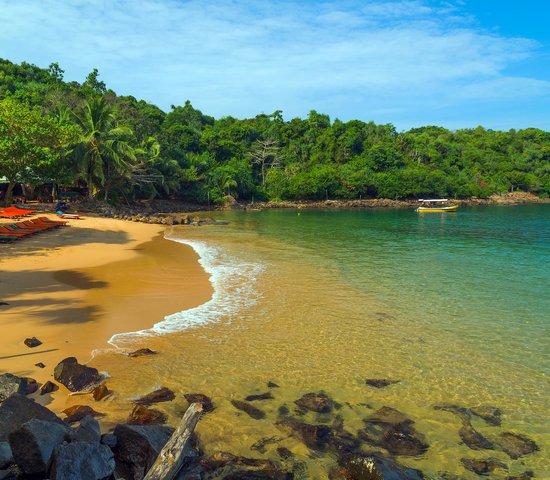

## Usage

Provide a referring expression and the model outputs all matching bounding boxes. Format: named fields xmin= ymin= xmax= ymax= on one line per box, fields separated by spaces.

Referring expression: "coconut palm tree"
xmin=71 ymin=96 xmax=135 ymax=200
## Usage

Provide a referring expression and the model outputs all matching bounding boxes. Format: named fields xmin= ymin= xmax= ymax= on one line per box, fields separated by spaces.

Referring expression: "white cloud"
xmin=0 ymin=0 xmax=548 ymax=129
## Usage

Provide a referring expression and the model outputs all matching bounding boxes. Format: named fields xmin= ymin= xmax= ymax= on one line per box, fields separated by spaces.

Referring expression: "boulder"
xmin=461 ymin=457 xmax=507 ymax=475
xmin=459 ymin=422 xmax=495 ymax=450
xmin=127 ymin=405 xmax=167 ymax=425
xmin=365 ymin=379 xmax=400 ymax=388
xmin=470 ymin=406 xmax=502 ymax=426
xmin=71 ymin=416 xmax=101 ymax=444
xmin=494 ymin=432 xmax=539 ymax=459
xmin=338 ymin=453 xmax=424 ymax=480
xmin=0 ymin=395 xmax=64 ymax=441
xmin=24 ymin=337 xmax=42 ymax=348
xmin=39 ymin=381 xmax=59 ymax=395
xmin=294 ymin=392 xmax=334 ymax=414
xmin=24 ymin=378 xmax=39 ymax=395
xmin=8 ymin=419 xmax=68 ymax=475
xmin=184 ymin=393 xmax=214 ymax=413
xmin=50 ymin=442 xmax=115 ymax=480
xmin=92 ymin=384 xmax=109 ymax=401
xmin=276 ymin=418 xmax=332 ymax=451
xmin=101 ymin=433 xmax=117 ymax=449
xmin=0 ymin=374 xmax=27 ymax=403
xmin=53 ymin=357 xmax=102 ymax=392
xmin=0 ymin=443 xmax=12 ymax=469
xmin=133 ymin=387 xmax=175 ymax=405
xmin=231 ymin=400 xmax=266 ymax=420
xmin=245 ymin=392 xmax=274 ymax=402
xmin=113 ymin=424 xmax=173 ymax=480
xmin=62 ymin=405 xmax=104 ymax=424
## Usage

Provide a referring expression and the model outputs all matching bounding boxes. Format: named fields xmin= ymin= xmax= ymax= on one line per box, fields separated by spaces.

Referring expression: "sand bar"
xmin=0 ymin=215 xmax=213 ymax=394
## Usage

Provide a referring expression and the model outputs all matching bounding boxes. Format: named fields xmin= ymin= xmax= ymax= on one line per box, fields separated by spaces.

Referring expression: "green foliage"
xmin=1 ymin=58 xmax=549 ymax=204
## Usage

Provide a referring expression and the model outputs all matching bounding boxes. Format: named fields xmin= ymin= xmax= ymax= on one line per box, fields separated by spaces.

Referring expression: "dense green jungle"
xmin=1 ymin=58 xmax=549 ymax=205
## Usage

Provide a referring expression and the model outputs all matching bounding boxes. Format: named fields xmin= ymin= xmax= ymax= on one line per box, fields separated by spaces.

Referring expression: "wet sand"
xmin=0 ymin=215 xmax=213 ymax=404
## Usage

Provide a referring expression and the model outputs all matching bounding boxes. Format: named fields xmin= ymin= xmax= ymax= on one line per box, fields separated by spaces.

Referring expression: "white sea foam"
xmin=107 ymin=233 xmax=263 ymax=347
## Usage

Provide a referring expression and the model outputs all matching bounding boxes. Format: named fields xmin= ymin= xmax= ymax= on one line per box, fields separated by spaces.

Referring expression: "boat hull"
xmin=416 ymin=205 xmax=459 ymax=213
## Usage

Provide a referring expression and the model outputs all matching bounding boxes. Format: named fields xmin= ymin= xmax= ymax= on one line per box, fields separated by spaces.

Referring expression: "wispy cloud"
xmin=0 ymin=0 xmax=548 ymax=129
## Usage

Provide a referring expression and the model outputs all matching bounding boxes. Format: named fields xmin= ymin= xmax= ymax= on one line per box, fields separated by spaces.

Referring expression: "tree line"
xmin=1 ymin=58 xmax=549 ymax=205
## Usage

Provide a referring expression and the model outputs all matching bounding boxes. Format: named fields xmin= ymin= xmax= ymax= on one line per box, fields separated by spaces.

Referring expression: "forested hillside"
xmin=1 ymin=58 xmax=549 ymax=204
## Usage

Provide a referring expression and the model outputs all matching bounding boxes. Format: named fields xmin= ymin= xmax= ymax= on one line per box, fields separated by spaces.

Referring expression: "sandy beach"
xmin=0 ymin=215 xmax=213 ymax=405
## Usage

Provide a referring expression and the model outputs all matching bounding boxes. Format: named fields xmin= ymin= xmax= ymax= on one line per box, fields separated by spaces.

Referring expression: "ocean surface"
xmin=108 ymin=205 xmax=549 ymax=478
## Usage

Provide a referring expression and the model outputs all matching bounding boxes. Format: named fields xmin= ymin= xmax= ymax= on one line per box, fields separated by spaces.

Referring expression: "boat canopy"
xmin=418 ymin=199 xmax=448 ymax=202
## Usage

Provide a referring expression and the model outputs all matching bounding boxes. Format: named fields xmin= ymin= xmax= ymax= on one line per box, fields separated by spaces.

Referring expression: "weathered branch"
xmin=143 ymin=403 xmax=203 ymax=480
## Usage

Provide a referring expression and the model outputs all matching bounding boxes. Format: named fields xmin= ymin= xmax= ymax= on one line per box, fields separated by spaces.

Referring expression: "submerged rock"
xmin=494 ymin=432 xmax=539 ymax=459
xmin=39 ymin=381 xmax=58 ymax=396
xmin=461 ymin=457 xmax=507 ymax=475
xmin=92 ymin=384 xmax=109 ymax=401
xmin=231 ymin=400 xmax=266 ymax=420
xmin=338 ymin=453 xmax=423 ymax=480
xmin=133 ymin=387 xmax=175 ymax=406
xmin=245 ymin=392 xmax=274 ymax=402
xmin=505 ymin=471 xmax=534 ymax=480
xmin=267 ymin=381 xmax=280 ymax=388
xmin=23 ymin=337 xmax=42 ymax=348
xmin=184 ymin=393 xmax=214 ymax=413
xmin=459 ymin=422 xmax=495 ymax=450
xmin=50 ymin=442 xmax=115 ymax=480
xmin=250 ymin=436 xmax=282 ymax=454
xmin=276 ymin=447 xmax=293 ymax=460
xmin=276 ymin=418 xmax=333 ymax=451
xmin=127 ymin=348 xmax=157 ymax=357
xmin=128 ymin=405 xmax=167 ymax=425
xmin=53 ymin=357 xmax=102 ymax=392
xmin=365 ymin=406 xmax=410 ymax=425
xmin=294 ymin=392 xmax=334 ymax=414
xmin=365 ymin=379 xmax=400 ymax=388
xmin=8 ymin=419 xmax=68 ymax=475
xmin=0 ymin=395 xmax=64 ymax=442
xmin=62 ymin=405 xmax=104 ymax=424
xmin=470 ymin=406 xmax=502 ymax=426
xmin=0 ymin=374 xmax=27 ymax=403
xmin=433 ymin=404 xmax=471 ymax=423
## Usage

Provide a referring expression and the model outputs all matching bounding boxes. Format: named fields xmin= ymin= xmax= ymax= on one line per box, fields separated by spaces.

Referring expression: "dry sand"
xmin=0 ymin=214 xmax=213 ymax=396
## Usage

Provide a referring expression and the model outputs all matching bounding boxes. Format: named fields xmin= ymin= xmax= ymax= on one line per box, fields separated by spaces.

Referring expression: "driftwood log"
xmin=143 ymin=402 xmax=203 ymax=480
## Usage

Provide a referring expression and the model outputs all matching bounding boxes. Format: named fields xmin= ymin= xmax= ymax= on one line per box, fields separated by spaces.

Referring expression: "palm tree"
xmin=71 ymin=96 xmax=135 ymax=200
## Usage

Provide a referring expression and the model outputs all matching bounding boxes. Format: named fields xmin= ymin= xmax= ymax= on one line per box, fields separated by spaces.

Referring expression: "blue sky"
xmin=0 ymin=0 xmax=549 ymax=131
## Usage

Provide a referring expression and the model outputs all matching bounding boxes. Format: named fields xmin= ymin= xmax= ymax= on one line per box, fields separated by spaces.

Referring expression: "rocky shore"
xmin=0 ymin=356 xmax=540 ymax=480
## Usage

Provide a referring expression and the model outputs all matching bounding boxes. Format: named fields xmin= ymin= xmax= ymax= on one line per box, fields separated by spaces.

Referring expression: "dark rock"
xmin=50 ymin=442 xmax=115 ymax=480
xmin=39 ymin=381 xmax=58 ymax=395
xmin=494 ymin=432 xmax=539 ymax=459
xmin=276 ymin=418 xmax=333 ymax=451
xmin=294 ymin=392 xmax=334 ymax=414
xmin=0 ymin=302 xmax=9 ymax=306
xmin=184 ymin=393 xmax=214 ymax=413
xmin=134 ymin=387 xmax=175 ymax=405
xmin=267 ymin=381 xmax=280 ymax=388
xmin=8 ymin=419 xmax=68 ymax=475
xmin=0 ymin=374 xmax=27 ymax=403
xmin=24 ymin=337 xmax=42 ymax=348
xmin=0 ymin=395 xmax=64 ymax=441
xmin=245 ymin=392 xmax=274 ymax=402
xmin=360 ymin=407 xmax=428 ymax=456
xmin=461 ymin=457 xmax=507 ymax=475
xmin=433 ymin=404 xmax=471 ymax=423
xmin=201 ymin=451 xmax=273 ymax=470
xmin=470 ymin=406 xmax=502 ymax=426
xmin=24 ymin=378 xmax=39 ymax=395
xmin=250 ymin=436 xmax=282 ymax=454
xmin=35 ymin=362 xmax=46 ymax=369
xmin=276 ymin=447 xmax=293 ymax=460
xmin=92 ymin=384 xmax=109 ymax=401
xmin=100 ymin=434 xmax=117 ymax=449
xmin=231 ymin=400 xmax=266 ymax=420
xmin=365 ymin=379 xmax=400 ymax=388
xmin=127 ymin=348 xmax=157 ymax=357
xmin=128 ymin=405 xmax=167 ymax=425
xmin=113 ymin=424 xmax=174 ymax=480
xmin=71 ymin=416 xmax=101 ymax=443
xmin=63 ymin=405 xmax=104 ymax=424
xmin=0 ymin=443 xmax=12 ymax=469
xmin=278 ymin=405 xmax=290 ymax=416
xmin=459 ymin=422 xmax=495 ymax=450
xmin=0 ymin=469 xmax=16 ymax=480
xmin=505 ymin=471 xmax=534 ymax=480
xmin=339 ymin=452 xmax=423 ymax=480
xmin=53 ymin=357 xmax=102 ymax=392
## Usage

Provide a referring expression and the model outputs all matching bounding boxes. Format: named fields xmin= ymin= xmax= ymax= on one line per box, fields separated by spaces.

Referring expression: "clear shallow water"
xmin=98 ymin=205 xmax=549 ymax=479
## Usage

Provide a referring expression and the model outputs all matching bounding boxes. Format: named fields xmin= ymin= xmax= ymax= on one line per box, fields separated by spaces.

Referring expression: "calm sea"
xmin=108 ymin=205 xmax=550 ymax=478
